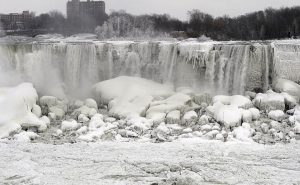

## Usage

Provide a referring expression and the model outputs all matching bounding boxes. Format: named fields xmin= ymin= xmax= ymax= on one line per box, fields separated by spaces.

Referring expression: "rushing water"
xmin=0 ymin=38 xmax=299 ymax=98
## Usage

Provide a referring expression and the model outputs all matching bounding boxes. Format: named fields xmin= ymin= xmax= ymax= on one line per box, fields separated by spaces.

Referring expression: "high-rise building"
xmin=67 ymin=0 xmax=106 ymax=23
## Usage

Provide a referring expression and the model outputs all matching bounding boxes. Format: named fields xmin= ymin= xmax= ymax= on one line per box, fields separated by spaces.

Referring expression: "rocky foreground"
xmin=0 ymin=77 xmax=300 ymax=145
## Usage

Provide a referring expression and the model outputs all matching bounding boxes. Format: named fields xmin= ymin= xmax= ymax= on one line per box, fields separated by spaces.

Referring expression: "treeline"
xmin=186 ymin=7 xmax=300 ymax=40
xmin=95 ymin=7 xmax=300 ymax=40
xmin=3 ymin=6 xmax=300 ymax=40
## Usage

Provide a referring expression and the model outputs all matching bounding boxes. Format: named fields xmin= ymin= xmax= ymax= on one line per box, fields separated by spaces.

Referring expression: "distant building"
xmin=67 ymin=0 xmax=106 ymax=25
xmin=0 ymin=11 xmax=33 ymax=30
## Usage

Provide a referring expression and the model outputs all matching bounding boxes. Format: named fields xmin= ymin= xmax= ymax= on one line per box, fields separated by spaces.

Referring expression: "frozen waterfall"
xmin=0 ymin=39 xmax=298 ymax=98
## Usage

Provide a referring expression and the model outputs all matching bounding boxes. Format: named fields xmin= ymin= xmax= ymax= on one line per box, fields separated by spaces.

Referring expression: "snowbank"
xmin=0 ymin=83 xmax=46 ymax=138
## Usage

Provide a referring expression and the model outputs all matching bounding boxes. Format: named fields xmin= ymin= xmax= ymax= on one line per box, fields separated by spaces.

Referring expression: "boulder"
xmin=268 ymin=110 xmax=285 ymax=121
xmin=273 ymin=78 xmax=300 ymax=100
xmin=253 ymin=90 xmax=285 ymax=111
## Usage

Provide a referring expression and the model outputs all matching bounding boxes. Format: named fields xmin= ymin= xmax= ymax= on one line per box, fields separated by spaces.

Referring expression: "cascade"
xmin=1 ymin=39 xmax=297 ymax=98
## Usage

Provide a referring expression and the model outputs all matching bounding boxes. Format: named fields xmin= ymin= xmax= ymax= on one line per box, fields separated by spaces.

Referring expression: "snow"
xmin=1 ymin=139 xmax=298 ymax=185
xmin=0 ymin=83 xmax=46 ymax=138
xmin=93 ymin=76 xmax=174 ymax=118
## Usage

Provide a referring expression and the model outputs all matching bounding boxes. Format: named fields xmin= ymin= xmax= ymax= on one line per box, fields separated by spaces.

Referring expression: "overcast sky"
xmin=0 ymin=0 xmax=300 ymax=20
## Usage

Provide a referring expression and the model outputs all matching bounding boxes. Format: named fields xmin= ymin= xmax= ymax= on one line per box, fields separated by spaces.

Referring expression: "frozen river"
xmin=1 ymin=139 xmax=299 ymax=185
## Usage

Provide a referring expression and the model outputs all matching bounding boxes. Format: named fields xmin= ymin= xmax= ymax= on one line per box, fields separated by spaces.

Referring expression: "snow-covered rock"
xmin=213 ymin=102 xmax=242 ymax=128
xmin=193 ymin=93 xmax=212 ymax=105
xmin=233 ymin=123 xmax=254 ymax=142
xmin=281 ymin=92 xmax=298 ymax=109
xmin=198 ymin=115 xmax=209 ymax=125
xmin=78 ymin=114 xmax=89 ymax=123
xmin=268 ymin=110 xmax=285 ymax=121
xmin=74 ymin=105 xmax=97 ymax=118
xmin=166 ymin=110 xmax=181 ymax=124
xmin=213 ymin=95 xmax=252 ymax=109
xmin=14 ymin=131 xmax=39 ymax=142
xmin=153 ymin=122 xmax=170 ymax=141
xmin=182 ymin=111 xmax=198 ymax=122
xmin=249 ymin=108 xmax=260 ymax=120
xmin=253 ymin=90 xmax=285 ymax=111
xmin=39 ymin=96 xmax=58 ymax=107
xmin=79 ymin=124 xmax=117 ymax=142
xmin=241 ymin=109 xmax=253 ymax=123
xmin=76 ymin=126 xmax=88 ymax=134
xmin=74 ymin=100 xmax=84 ymax=109
xmin=49 ymin=106 xmax=65 ymax=119
xmin=40 ymin=116 xmax=50 ymax=126
xmin=146 ymin=93 xmax=191 ymax=121
xmin=215 ymin=133 xmax=224 ymax=141
xmin=61 ymin=120 xmax=79 ymax=131
xmin=201 ymin=124 xmax=212 ymax=132
xmin=85 ymin=98 xmax=98 ymax=109
xmin=273 ymin=78 xmax=300 ymax=100
xmin=126 ymin=116 xmax=153 ymax=134
xmin=32 ymin=104 xmax=42 ymax=118
xmin=89 ymin=114 xmax=105 ymax=131
xmin=93 ymin=76 xmax=173 ymax=118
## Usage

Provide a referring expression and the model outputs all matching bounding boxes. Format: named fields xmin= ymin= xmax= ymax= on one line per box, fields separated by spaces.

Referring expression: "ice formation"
xmin=0 ymin=83 xmax=47 ymax=138
xmin=2 ymin=38 xmax=297 ymax=97
xmin=0 ymin=37 xmax=299 ymax=145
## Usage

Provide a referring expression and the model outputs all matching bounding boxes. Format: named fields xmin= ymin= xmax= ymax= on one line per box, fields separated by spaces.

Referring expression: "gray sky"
xmin=0 ymin=0 xmax=300 ymax=20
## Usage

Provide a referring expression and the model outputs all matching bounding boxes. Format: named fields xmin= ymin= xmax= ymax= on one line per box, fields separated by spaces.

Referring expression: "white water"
xmin=0 ymin=38 xmax=299 ymax=98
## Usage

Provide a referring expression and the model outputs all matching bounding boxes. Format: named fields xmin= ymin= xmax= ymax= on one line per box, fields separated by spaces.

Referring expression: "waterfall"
xmin=0 ymin=39 xmax=295 ymax=98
